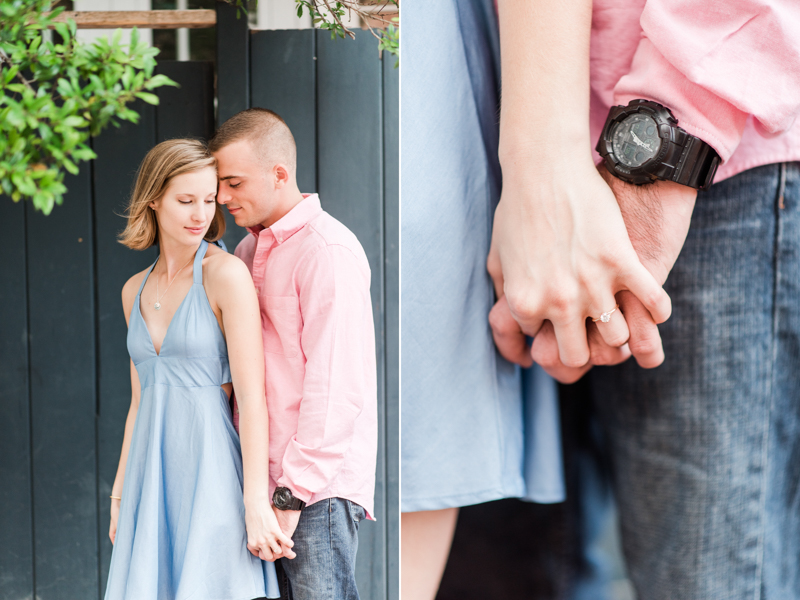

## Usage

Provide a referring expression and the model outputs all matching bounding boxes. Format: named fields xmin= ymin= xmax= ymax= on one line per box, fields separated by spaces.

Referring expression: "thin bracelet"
xmin=110 ymin=495 xmax=121 ymax=500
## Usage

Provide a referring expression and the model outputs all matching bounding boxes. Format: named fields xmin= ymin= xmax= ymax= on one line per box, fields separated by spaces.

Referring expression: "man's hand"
xmin=272 ymin=506 xmax=302 ymax=559
xmin=598 ymin=165 xmax=696 ymax=368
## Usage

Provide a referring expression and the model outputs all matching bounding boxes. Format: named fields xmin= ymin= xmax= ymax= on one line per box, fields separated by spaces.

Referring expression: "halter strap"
xmin=193 ymin=240 xmax=209 ymax=284
xmin=137 ymin=239 xmax=209 ymax=296
xmin=137 ymin=260 xmax=158 ymax=297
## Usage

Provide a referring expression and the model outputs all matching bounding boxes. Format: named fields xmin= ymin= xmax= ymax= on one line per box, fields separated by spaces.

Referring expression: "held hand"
xmin=272 ymin=506 xmax=302 ymax=540
xmin=487 ymin=161 xmax=671 ymax=368
xmin=492 ymin=165 xmax=697 ymax=382
xmin=245 ymin=498 xmax=296 ymax=562
xmin=109 ymin=498 xmax=120 ymax=545
xmin=489 ymin=294 xmax=631 ymax=383
xmin=597 ymin=164 xmax=696 ymax=368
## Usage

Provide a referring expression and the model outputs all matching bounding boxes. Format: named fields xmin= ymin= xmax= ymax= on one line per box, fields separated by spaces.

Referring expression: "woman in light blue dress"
xmin=104 ymin=139 xmax=288 ymax=599
xmin=401 ymin=0 xmax=564 ymax=596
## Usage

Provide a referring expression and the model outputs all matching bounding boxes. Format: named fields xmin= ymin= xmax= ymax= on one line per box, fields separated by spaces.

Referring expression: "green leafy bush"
xmin=0 ymin=0 xmax=177 ymax=214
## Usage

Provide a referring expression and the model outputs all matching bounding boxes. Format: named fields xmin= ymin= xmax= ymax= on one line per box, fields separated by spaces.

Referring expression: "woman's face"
xmin=150 ymin=167 xmax=218 ymax=246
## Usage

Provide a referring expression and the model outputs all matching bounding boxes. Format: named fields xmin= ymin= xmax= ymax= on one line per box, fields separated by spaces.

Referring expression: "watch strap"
xmin=671 ymin=130 xmax=720 ymax=190
xmin=287 ymin=496 xmax=306 ymax=511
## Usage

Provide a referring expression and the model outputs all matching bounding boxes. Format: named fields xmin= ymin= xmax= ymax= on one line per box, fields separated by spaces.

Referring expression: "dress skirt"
xmin=400 ymin=0 xmax=565 ymax=512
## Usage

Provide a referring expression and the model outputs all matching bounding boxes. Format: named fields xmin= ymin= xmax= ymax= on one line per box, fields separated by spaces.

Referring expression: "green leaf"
xmin=62 ymin=115 xmax=87 ymax=127
xmin=62 ymin=157 xmax=79 ymax=175
xmin=71 ymin=147 xmax=96 ymax=161
xmin=135 ymin=91 xmax=160 ymax=105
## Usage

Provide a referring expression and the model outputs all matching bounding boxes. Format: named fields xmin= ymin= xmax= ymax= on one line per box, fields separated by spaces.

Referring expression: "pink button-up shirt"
xmin=588 ymin=0 xmax=800 ymax=182
xmin=234 ymin=194 xmax=377 ymax=519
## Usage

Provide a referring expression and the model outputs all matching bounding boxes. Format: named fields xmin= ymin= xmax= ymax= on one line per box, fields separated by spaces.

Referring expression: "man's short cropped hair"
xmin=208 ymin=108 xmax=297 ymax=174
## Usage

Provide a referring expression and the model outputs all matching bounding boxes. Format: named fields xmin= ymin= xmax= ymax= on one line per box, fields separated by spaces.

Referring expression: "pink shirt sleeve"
xmin=276 ymin=244 xmax=373 ymax=501
xmin=613 ymin=0 xmax=800 ymax=162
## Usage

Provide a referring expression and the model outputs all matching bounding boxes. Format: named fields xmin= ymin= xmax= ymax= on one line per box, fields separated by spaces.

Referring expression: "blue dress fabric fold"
xmin=400 ymin=0 xmax=565 ymax=512
xmin=105 ymin=239 xmax=280 ymax=600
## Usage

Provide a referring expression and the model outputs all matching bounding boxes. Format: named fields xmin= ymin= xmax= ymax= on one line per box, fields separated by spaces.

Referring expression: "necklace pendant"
xmin=154 ymin=302 xmax=161 ymax=311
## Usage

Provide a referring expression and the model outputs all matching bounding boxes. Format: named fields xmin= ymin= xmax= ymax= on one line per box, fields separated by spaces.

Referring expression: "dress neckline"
xmin=136 ymin=240 xmax=208 ymax=357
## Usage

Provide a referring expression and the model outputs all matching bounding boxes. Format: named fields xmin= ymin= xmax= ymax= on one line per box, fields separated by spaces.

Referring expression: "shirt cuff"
xmin=613 ymin=37 xmax=748 ymax=164
xmin=275 ymin=473 xmax=313 ymax=504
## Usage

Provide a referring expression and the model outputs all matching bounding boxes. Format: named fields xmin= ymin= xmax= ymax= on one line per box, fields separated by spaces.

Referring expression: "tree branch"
xmin=0 ymin=47 xmax=36 ymax=91
xmin=319 ymin=0 xmax=356 ymax=39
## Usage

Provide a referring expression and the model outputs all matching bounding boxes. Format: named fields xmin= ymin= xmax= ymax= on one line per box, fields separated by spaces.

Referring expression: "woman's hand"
xmin=245 ymin=496 xmax=296 ymax=562
xmin=487 ymin=160 xmax=672 ymax=368
xmin=109 ymin=498 xmax=120 ymax=544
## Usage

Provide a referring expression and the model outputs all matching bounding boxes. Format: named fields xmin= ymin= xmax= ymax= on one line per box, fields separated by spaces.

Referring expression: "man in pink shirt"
xmin=210 ymin=108 xmax=377 ymax=600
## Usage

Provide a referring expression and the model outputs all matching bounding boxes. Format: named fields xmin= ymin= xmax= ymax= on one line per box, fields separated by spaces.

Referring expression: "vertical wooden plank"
xmin=216 ymin=0 xmax=249 ymax=126
xmin=241 ymin=28 xmax=316 ymax=252
xmin=155 ymin=61 xmax=215 ymax=143
xmin=317 ymin=30 xmax=386 ymax=599
xmin=0 ymin=197 xmax=34 ymax=599
xmin=382 ymin=56 xmax=400 ymax=600
xmin=93 ymin=101 xmax=158 ymax=593
xmin=26 ymin=166 xmax=98 ymax=599
xmin=250 ymin=29 xmax=317 ymax=194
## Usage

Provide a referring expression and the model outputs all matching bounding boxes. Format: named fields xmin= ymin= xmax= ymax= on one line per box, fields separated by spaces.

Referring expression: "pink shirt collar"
xmin=246 ymin=193 xmax=322 ymax=245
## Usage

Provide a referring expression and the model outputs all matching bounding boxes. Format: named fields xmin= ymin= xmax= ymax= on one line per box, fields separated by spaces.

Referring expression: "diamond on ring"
xmin=592 ymin=304 xmax=619 ymax=323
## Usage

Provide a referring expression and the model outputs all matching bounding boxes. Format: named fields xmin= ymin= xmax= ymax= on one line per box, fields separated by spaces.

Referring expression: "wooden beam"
xmin=48 ymin=10 xmax=216 ymax=29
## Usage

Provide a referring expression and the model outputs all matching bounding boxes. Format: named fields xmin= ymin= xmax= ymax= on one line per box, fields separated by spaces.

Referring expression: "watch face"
xmin=275 ymin=487 xmax=292 ymax=507
xmin=611 ymin=114 xmax=661 ymax=168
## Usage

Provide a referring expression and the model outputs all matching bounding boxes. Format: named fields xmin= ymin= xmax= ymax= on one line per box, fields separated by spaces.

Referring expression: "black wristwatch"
xmin=596 ymin=99 xmax=720 ymax=190
xmin=273 ymin=487 xmax=306 ymax=511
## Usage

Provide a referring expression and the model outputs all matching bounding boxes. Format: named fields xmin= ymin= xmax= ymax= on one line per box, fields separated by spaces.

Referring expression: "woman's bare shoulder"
xmin=121 ymin=268 xmax=150 ymax=323
xmin=205 ymin=246 xmax=252 ymax=285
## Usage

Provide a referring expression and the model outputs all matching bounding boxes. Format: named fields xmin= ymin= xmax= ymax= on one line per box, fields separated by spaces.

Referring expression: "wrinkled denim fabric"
xmin=279 ymin=498 xmax=365 ymax=600
xmin=592 ymin=162 xmax=800 ymax=599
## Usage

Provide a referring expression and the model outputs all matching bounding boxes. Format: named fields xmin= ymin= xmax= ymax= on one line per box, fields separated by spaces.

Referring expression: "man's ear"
xmin=274 ymin=163 xmax=290 ymax=189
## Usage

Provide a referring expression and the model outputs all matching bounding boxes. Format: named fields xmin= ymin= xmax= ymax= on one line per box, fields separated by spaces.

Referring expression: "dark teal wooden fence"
xmin=0 ymin=7 xmax=398 ymax=599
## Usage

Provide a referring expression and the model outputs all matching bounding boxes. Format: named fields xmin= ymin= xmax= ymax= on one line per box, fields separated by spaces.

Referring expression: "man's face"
xmin=214 ymin=138 xmax=274 ymax=229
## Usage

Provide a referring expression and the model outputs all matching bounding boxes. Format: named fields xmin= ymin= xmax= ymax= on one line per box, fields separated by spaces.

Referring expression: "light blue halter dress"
xmin=104 ymin=240 xmax=280 ymax=600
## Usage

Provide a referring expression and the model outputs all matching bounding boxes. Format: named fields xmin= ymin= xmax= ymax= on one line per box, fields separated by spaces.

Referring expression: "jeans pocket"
xmin=347 ymin=499 xmax=366 ymax=524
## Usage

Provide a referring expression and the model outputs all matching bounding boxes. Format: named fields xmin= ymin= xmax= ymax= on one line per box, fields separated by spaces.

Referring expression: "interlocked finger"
xmin=489 ymin=295 xmax=533 ymax=368
xmin=531 ymin=321 xmax=592 ymax=384
xmin=257 ymin=546 xmax=275 ymax=562
xmin=586 ymin=320 xmax=631 ymax=366
xmin=617 ymin=290 xmax=665 ymax=368
xmin=552 ymin=317 xmax=591 ymax=368
xmin=589 ymin=296 xmax=630 ymax=349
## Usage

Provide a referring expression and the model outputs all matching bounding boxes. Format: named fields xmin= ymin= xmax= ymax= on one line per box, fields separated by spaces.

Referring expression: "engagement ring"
xmin=592 ymin=304 xmax=619 ymax=323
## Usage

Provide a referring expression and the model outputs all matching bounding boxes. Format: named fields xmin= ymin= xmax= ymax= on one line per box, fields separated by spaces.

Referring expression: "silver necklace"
xmin=153 ymin=253 xmax=195 ymax=311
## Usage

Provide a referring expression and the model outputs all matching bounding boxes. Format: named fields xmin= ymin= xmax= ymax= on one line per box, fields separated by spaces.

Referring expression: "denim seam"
xmin=327 ymin=498 xmax=334 ymax=599
xmin=752 ymin=163 xmax=785 ymax=600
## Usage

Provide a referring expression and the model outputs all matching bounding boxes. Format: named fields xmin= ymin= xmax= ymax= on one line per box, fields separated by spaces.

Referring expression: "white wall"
xmin=73 ymin=0 xmax=153 ymax=47
xmin=255 ymin=0 xmax=311 ymax=29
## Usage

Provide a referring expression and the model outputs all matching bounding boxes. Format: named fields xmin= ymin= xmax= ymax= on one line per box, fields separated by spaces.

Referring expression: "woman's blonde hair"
xmin=119 ymin=138 xmax=225 ymax=250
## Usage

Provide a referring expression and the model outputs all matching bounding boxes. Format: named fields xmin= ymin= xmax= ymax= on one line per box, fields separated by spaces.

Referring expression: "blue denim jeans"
xmin=278 ymin=498 xmax=365 ymax=600
xmin=590 ymin=162 xmax=800 ymax=599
